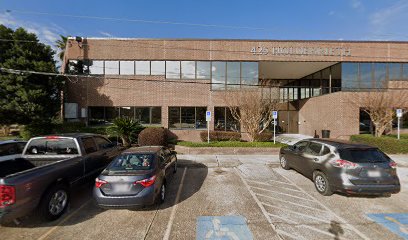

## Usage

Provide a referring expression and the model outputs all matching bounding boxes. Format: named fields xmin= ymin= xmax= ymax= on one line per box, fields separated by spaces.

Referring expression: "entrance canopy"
xmin=259 ymin=61 xmax=338 ymax=79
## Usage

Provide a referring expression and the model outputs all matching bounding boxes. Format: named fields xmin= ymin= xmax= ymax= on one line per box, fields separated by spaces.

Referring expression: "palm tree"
xmin=107 ymin=117 xmax=144 ymax=147
xmin=55 ymin=35 xmax=68 ymax=61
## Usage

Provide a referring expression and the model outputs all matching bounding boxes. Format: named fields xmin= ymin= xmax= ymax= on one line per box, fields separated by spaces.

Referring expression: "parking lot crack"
xmin=143 ymin=205 xmax=160 ymax=240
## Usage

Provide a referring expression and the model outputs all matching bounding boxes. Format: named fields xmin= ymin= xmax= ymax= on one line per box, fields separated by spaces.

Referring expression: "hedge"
xmin=138 ymin=127 xmax=168 ymax=146
xmin=350 ymin=134 xmax=408 ymax=154
xmin=200 ymin=131 xmax=241 ymax=142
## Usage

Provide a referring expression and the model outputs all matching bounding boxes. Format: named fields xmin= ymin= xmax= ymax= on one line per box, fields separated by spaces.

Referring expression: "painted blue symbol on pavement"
xmin=367 ymin=213 xmax=408 ymax=239
xmin=197 ymin=216 xmax=253 ymax=240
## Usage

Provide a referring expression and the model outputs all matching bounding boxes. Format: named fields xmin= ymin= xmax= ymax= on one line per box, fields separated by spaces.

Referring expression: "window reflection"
xmin=151 ymin=61 xmax=165 ymax=75
xmin=212 ymin=62 xmax=226 ymax=90
xmin=403 ymin=64 xmax=408 ymax=80
xmin=389 ymin=63 xmax=401 ymax=81
xmin=197 ymin=61 xmax=211 ymax=79
xmin=241 ymin=62 xmax=258 ymax=88
xmin=120 ymin=61 xmax=134 ymax=75
xmin=89 ymin=60 xmax=104 ymax=75
xmin=168 ymin=107 xmax=207 ymax=129
xmin=374 ymin=63 xmax=387 ymax=88
xmin=341 ymin=63 xmax=358 ymax=91
xmin=105 ymin=61 xmax=119 ymax=75
xmin=181 ymin=61 xmax=196 ymax=79
xmin=227 ymin=62 xmax=240 ymax=89
xmin=136 ymin=61 xmax=150 ymax=75
xmin=166 ymin=61 xmax=181 ymax=79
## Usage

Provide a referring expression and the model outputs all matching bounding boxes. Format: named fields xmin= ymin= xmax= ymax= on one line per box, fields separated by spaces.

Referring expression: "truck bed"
xmin=0 ymin=159 xmax=36 ymax=178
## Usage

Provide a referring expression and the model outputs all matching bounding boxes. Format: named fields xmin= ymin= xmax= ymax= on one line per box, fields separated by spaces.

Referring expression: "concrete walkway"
xmin=178 ymin=154 xmax=408 ymax=168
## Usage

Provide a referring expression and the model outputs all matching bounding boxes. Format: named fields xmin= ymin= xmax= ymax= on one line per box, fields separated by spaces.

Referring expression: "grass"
xmin=350 ymin=134 xmax=408 ymax=154
xmin=177 ymin=141 xmax=287 ymax=148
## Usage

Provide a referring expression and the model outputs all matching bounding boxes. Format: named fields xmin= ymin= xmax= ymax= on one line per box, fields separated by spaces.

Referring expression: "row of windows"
xmin=168 ymin=107 xmax=207 ymax=129
xmin=342 ymin=63 xmax=408 ymax=91
xmin=67 ymin=60 xmax=259 ymax=90
xmin=88 ymin=106 xmax=161 ymax=125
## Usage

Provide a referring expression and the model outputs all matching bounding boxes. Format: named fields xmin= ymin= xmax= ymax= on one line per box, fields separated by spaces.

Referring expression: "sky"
xmin=1 ymin=0 xmax=408 ymax=52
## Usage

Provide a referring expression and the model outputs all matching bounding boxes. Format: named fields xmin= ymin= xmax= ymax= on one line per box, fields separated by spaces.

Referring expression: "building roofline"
xmin=67 ymin=37 xmax=408 ymax=44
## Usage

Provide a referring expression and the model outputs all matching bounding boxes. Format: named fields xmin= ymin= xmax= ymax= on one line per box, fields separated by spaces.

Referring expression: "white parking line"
xmin=276 ymin=170 xmax=371 ymax=240
xmin=255 ymin=192 xmax=327 ymax=212
xmin=163 ymin=167 xmax=187 ymax=240
xmin=263 ymin=202 xmax=330 ymax=223
xmin=234 ymin=167 xmax=283 ymax=240
xmin=250 ymin=186 xmax=316 ymax=202
xmin=247 ymin=180 xmax=302 ymax=192
xmin=36 ymin=199 xmax=92 ymax=240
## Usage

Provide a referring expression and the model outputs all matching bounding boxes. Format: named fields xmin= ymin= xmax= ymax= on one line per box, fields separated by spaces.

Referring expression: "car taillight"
xmin=389 ymin=160 xmax=397 ymax=168
xmin=95 ymin=178 xmax=108 ymax=188
xmin=330 ymin=159 xmax=358 ymax=169
xmin=134 ymin=176 xmax=156 ymax=187
xmin=0 ymin=185 xmax=16 ymax=208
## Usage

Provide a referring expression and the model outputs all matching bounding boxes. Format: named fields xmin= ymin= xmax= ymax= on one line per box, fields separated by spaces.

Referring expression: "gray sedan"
xmin=93 ymin=146 xmax=177 ymax=208
xmin=279 ymin=139 xmax=401 ymax=196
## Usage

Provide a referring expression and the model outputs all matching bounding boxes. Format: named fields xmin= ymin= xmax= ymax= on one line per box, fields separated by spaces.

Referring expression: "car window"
xmin=26 ymin=138 xmax=79 ymax=155
xmin=94 ymin=137 xmax=111 ymax=150
xmin=82 ymin=137 xmax=97 ymax=154
xmin=0 ymin=143 xmax=16 ymax=157
xmin=163 ymin=149 xmax=171 ymax=156
xmin=339 ymin=148 xmax=390 ymax=163
xmin=321 ymin=146 xmax=331 ymax=155
xmin=16 ymin=142 xmax=26 ymax=153
xmin=293 ymin=141 xmax=308 ymax=151
xmin=107 ymin=153 xmax=154 ymax=172
xmin=305 ymin=142 xmax=323 ymax=156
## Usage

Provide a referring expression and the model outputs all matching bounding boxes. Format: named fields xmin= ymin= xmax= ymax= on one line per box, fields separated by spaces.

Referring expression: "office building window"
xmin=374 ymin=63 xmax=387 ymax=88
xmin=227 ymin=62 xmax=241 ymax=89
xmin=181 ymin=61 xmax=196 ymax=79
xmin=88 ymin=106 xmax=161 ymax=125
xmin=214 ymin=107 xmax=239 ymax=132
xmin=119 ymin=107 xmax=134 ymax=118
xmin=136 ymin=61 xmax=150 ymax=75
xmin=89 ymin=60 xmax=104 ymax=75
xmin=389 ymin=63 xmax=402 ymax=81
xmin=151 ymin=61 xmax=165 ymax=75
xmin=403 ymin=64 xmax=408 ymax=80
xmin=105 ymin=61 xmax=119 ymax=75
xmin=168 ymin=107 xmax=207 ymax=129
xmin=166 ymin=61 xmax=181 ymax=79
xmin=197 ymin=61 xmax=211 ymax=79
xmin=241 ymin=62 xmax=258 ymax=88
xmin=212 ymin=62 xmax=226 ymax=90
xmin=341 ymin=63 xmax=358 ymax=91
xmin=120 ymin=61 xmax=134 ymax=75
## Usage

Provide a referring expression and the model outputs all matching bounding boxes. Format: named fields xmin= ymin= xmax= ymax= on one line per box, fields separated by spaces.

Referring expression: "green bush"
xmin=200 ymin=131 xmax=241 ymax=142
xmin=138 ymin=127 xmax=168 ymax=146
xmin=20 ymin=121 xmax=54 ymax=140
xmin=107 ymin=118 xmax=144 ymax=147
xmin=253 ymin=132 xmax=273 ymax=142
xmin=350 ymin=134 xmax=408 ymax=154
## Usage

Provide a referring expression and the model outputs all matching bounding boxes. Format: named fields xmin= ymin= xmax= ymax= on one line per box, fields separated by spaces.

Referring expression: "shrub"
xmin=107 ymin=118 xmax=144 ymax=147
xmin=350 ymin=134 xmax=408 ymax=154
xmin=138 ymin=127 xmax=168 ymax=146
xmin=20 ymin=121 xmax=54 ymax=140
xmin=253 ymin=132 xmax=273 ymax=142
xmin=200 ymin=131 xmax=241 ymax=142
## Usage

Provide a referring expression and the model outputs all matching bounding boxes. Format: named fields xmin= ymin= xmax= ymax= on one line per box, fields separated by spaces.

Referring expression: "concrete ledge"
xmin=175 ymin=145 xmax=281 ymax=155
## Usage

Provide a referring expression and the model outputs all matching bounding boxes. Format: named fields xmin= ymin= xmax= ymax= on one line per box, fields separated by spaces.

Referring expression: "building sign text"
xmin=251 ymin=46 xmax=352 ymax=57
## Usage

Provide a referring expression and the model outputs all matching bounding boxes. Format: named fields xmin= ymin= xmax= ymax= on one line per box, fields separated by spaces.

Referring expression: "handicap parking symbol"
xmin=197 ymin=216 xmax=253 ymax=240
xmin=367 ymin=213 xmax=408 ymax=239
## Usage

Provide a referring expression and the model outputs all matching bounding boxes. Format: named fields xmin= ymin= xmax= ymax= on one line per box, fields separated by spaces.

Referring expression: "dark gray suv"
xmin=279 ymin=139 xmax=400 ymax=196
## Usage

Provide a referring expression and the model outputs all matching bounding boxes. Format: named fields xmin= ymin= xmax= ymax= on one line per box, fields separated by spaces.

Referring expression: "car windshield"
xmin=26 ymin=138 xmax=79 ymax=155
xmin=339 ymin=148 xmax=390 ymax=163
xmin=107 ymin=153 xmax=154 ymax=172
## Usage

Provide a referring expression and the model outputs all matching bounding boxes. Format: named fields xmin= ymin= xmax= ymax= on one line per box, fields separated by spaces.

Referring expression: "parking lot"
xmin=1 ymin=155 xmax=407 ymax=240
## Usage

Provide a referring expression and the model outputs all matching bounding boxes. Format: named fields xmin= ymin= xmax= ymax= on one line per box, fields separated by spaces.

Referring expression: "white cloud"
xmin=370 ymin=1 xmax=408 ymax=28
xmin=328 ymin=11 xmax=335 ymax=16
xmin=351 ymin=0 xmax=364 ymax=11
xmin=99 ymin=31 xmax=113 ymax=37
xmin=0 ymin=12 xmax=66 ymax=55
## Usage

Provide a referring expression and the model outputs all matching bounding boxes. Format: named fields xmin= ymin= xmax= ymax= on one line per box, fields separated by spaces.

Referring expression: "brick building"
xmin=62 ymin=38 xmax=408 ymax=141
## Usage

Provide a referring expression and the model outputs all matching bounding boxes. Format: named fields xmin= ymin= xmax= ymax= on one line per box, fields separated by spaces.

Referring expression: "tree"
xmin=223 ymin=88 xmax=280 ymax=142
xmin=107 ymin=117 xmax=144 ymax=147
xmin=55 ymin=35 xmax=68 ymax=61
xmin=0 ymin=25 xmax=62 ymax=127
xmin=349 ymin=84 xmax=408 ymax=137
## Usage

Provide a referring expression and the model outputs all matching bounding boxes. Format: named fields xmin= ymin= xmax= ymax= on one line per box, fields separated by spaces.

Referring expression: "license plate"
xmin=115 ymin=184 xmax=130 ymax=192
xmin=367 ymin=170 xmax=381 ymax=177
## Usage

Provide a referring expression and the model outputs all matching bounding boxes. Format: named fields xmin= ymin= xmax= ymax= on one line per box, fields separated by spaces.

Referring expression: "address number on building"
xmin=251 ymin=47 xmax=269 ymax=55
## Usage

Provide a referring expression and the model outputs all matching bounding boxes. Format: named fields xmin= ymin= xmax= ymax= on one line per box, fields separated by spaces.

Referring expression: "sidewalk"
xmin=178 ymin=154 xmax=408 ymax=168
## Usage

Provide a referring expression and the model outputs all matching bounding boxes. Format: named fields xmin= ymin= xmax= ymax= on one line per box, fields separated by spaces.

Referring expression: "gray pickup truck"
xmin=0 ymin=133 xmax=122 ymax=224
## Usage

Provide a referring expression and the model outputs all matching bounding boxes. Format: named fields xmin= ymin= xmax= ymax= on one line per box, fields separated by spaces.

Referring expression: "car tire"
xmin=159 ymin=182 xmax=166 ymax=204
xmin=39 ymin=184 xmax=70 ymax=221
xmin=280 ymin=156 xmax=290 ymax=170
xmin=313 ymin=172 xmax=333 ymax=196
xmin=173 ymin=159 xmax=178 ymax=173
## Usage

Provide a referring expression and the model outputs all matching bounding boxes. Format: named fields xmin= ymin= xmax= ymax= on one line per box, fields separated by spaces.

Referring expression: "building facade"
xmin=63 ymin=38 xmax=408 ymax=141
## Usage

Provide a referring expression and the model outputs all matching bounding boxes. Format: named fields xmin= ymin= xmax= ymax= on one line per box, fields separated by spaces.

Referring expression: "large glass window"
xmin=119 ymin=107 xmax=134 ymax=118
xmin=341 ymin=63 xmax=358 ymax=91
xmin=212 ymin=62 xmax=226 ymax=90
xmin=197 ymin=61 xmax=211 ymax=79
xmin=88 ymin=107 xmax=105 ymax=125
xmin=227 ymin=62 xmax=241 ymax=89
xmin=105 ymin=107 xmax=119 ymax=122
xmin=214 ymin=107 xmax=239 ymax=132
xmin=166 ymin=61 xmax=181 ymax=79
xmin=151 ymin=107 xmax=161 ymax=124
xmin=374 ymin=63 xmax=387 ymax=88
xmin=105 ymin=61 xmax=119 ymax=75
xmin=359 ymin=63 xmax=372 ymax=90
xmin=135 ymin=61 xmax=150 ymax=75
xmin=120 ymin=61 xmax=134 ymax=75
xmin=403 ymin=64 xmax=408 ymax=80
xmin=241 ymin=62 xmax=258 ymax=88
xmin=181 ymin=61 xmax=196 ymax=79
xmin=88 ymin=106 xmax=160 ymax=125
xmin=135 ymin=107 xmax=150 ymax=124
xmin=168 ymin=107 xmax=207 ymax=129
xmin=89 ymin=60 xmax=104 ymax=75
xmin=389 ymin=63 xmax=401 ymax=81
xmin=151 ymin=61 xmax=165 ymax=75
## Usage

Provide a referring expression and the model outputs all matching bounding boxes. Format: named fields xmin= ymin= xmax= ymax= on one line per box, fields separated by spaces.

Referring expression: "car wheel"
xmin=313 ymin=172 xmax=333 ymax=196
xmin=159 ymin=183 xmax=166 ymax=203
xmin=39 ymin=184 xmax=70 ymax=221
xmin=280 ymin=156 xmax=290 ymax=170
xmin=173 ymin=160 xmax=178 ymax=173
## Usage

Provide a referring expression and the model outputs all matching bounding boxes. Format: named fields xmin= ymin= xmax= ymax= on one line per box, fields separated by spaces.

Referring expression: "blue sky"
xmin=1 ymin=0 xmax=408 ymax=50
